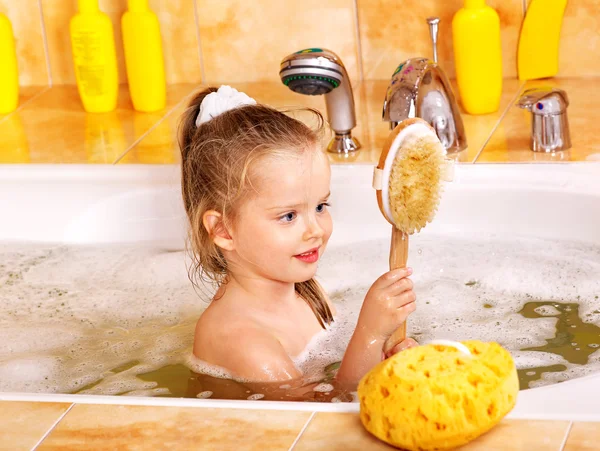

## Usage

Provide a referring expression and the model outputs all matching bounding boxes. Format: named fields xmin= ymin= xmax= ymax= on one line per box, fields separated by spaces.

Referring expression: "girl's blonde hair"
xmin=179 ymin=87 xmax=333 ymax=328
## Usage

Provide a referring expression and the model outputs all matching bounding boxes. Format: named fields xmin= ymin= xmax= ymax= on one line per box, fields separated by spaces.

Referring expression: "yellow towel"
xmin=358 ymin=340 xmax=518 ymax=450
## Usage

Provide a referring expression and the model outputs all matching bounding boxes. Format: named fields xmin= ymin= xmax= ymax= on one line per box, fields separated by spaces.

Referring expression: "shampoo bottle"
xmin=70 ymin=0 xmax=119 ymax=113
xmin=122 ymin=0 xmax=166 ymax=112
xmin=0 ymin=13 xmax=19 ymax=114
xmin=452 ymin=0 xmax=502 ymax=115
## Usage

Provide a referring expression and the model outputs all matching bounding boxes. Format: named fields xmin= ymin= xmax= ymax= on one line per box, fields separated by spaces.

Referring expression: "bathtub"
xmin=1 ymin=162 xmax=599 ymax=422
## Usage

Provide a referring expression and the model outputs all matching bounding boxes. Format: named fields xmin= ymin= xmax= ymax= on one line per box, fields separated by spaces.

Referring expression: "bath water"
xmin=1 ymin=231 xmax=599 ymax=400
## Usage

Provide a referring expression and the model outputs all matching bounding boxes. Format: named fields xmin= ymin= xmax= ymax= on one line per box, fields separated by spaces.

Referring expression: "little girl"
xmin=179 ymin=86 xmax=417 ymax=391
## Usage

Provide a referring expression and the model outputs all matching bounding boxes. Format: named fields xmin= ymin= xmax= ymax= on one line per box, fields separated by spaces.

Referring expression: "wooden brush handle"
xmin=383 ymin=227 xmax=409 ymax=356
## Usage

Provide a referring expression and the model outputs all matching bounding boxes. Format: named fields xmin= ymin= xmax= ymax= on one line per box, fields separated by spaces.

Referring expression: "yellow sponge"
xmin=357 ymin=341 xmax=518 ymax=450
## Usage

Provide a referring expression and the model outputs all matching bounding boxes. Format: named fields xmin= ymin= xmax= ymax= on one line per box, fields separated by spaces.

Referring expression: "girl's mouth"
xmin=294 ymin=247 xmax=320 ymax=263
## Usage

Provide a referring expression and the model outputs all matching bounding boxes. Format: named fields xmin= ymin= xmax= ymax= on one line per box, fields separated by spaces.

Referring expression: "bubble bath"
xmin=1 ymin=231 xmax=599 ymax=398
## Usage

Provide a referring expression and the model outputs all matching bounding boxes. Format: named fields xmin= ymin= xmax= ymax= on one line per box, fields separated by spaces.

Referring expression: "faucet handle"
xmin=517 ymin=87 xmax=569 ymax=115
xmin=426 ymin=17 xmax=440 ymax=64
xmin=516 ymin=87 xmax=571 ymax=152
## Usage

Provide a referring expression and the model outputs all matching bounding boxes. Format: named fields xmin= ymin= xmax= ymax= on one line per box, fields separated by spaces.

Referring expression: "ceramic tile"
xmin=526 ymin=0 xmax=600 ymax=78
xmin=357 ymin=0 xmax=523 ymax=80
xmin=0 ymin=401 xmax=71 ymax=451
xmin=295 ymin=414 xmax=570 ymax=450
xmin=557 ymin=1 xmax=600 ymax=78
xmin=0 ymin=86 xmax=48 ymax=124
xmin=564 ymin=422 xmax=600 ymax=451
xmin=459 ymin=419 xmax=570 ymax=450
xmin=0 ymin=0 xmax=49 ymax=85
xmin=37 ymin=404 xmax=311 ymax=450
xmin=477 ymin=78 xmax=600 ymax=162
xmin=118 ymin=93 xmax=196 ymax=164
xmin=41 ymin=0 xmax=201 ymax=85
xmin=195 ymin=0 xmax=360 ymax=84
xmin=154 ymin=0 xmax=203 ymax=84
xmin=0 ymin=84 xmax=196 ymax=164
xmin=456 ymin=78 xmax=524 ymax=162
xmin=362 ymin=80 xmax=396 ymax=162
xmin=293 ymin=412 xmax=392 ymax=450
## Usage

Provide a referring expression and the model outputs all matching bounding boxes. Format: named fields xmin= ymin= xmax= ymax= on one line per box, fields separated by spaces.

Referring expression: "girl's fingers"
xmin=385 ymin=338 xmax=419 ymax=359
xmin=386 ymin=277 xmax=414 ymax=296
xmin=377 ymin=267 xmax=413 ymax=288
xmin=390 ymin=290 xmax=416 ymax=309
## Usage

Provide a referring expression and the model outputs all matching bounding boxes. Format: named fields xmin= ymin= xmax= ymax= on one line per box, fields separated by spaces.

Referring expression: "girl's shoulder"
xmin=193 ymin=300 xmax=264 ymax=356
xmin=193 ymin=305 xmax=301 ymax=381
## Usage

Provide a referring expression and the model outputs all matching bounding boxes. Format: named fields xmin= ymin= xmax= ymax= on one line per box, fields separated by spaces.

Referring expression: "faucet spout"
xmin=382 ymin=58 xmax=467 ymax=153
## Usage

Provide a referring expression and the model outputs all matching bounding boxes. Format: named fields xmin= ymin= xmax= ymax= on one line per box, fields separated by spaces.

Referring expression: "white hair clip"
xmin=195 ymin=85 xmax=257 ymax=127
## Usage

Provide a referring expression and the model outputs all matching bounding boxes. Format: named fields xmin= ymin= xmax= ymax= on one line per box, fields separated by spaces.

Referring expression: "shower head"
xmin=279 ymin=48 xmax=361 ymax=154
xmin=283 ymin=74 xmax=339 ymax=96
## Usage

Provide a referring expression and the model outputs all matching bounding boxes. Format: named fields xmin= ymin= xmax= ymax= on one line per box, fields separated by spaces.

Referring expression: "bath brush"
xmin=358 ymin=340 xmax=519 ymax=450
xmin=373 ymin=117 xmax=451 ymax=356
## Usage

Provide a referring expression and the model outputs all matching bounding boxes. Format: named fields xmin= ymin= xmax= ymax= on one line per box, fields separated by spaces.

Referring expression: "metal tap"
xmin=381 ymin=17 xmax=467 ymax=153
xmin=517 ymin=87 xmax=571 ymax=152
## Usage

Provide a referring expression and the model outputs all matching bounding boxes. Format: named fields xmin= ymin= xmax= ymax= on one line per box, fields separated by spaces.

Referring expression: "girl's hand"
xmin=357 ymin=267 xmax=417 ymax=344
xmin=336 ymin=267 xmax=417 ymax=384
xmin=383 ymin=337 xmax=419 ymax=359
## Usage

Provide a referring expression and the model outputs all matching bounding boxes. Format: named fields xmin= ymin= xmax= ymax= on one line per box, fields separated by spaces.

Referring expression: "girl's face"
xmin=229 ymin=148 xmax=332 ymax=284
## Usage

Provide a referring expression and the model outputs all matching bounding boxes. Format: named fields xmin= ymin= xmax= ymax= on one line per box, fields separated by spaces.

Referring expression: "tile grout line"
xmin=471 ymin=82 xmax=526 ymax=163
xmin=558 ymin=421 xmax=574 ymax=451
xmin=112 ymin=90 xmax=197 ymax=164
xmin=193 ymin=0 xmax=207 ymax=84
xmin=0 ymin=86 xmax=50 ymax=125
xmin=30 ymin=403 xmax=75 ymax=451
xmin=352 ymin=0 xmax=364 ymax=82
xmin=37 ymin=0 xmax=53 ymax=87
xmin=288 ymin=411 xmax=316 ymax=451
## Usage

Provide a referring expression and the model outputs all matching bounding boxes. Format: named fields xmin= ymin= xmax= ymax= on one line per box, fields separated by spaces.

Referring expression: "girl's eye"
xmin=316 ymin=202 xmax=330 ymax=213
xmin=280 ymin=212 xmax=296 ymax=222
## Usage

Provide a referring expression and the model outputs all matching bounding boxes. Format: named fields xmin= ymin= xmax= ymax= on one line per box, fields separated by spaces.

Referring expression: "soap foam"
xmin=1 ymin=231 xmax=599 ymax=396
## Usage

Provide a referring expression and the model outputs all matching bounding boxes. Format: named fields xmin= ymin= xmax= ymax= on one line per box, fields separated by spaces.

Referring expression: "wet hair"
xmin=178 ymin=87 xmax=333 ymax=328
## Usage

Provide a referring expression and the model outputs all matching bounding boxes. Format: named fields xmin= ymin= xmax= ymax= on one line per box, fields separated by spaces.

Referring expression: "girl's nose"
xmin=303 ymin=217 xmax=325 ymax=241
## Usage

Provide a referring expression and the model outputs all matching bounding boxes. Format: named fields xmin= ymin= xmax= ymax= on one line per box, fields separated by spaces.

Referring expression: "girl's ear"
xmin=203 ymin=211 xmax=234 ymax=251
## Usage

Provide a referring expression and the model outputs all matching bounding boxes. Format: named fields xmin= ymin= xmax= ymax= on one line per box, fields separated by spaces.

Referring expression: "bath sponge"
xmin=357 ymin=341 xmax=518 ymax=450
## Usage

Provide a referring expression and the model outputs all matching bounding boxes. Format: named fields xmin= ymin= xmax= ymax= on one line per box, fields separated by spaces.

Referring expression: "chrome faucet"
xmin=382 ymin=18 xmax=467 ymax=153
xmin=279 ymin=48 xmax=361 ymax=154
xmin=517 ymin=87 xmax=571 ymax=152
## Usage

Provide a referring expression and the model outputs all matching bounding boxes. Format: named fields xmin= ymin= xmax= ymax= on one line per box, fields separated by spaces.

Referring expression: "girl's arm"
xmin=335 ymin=267 xmax=417 ymax=384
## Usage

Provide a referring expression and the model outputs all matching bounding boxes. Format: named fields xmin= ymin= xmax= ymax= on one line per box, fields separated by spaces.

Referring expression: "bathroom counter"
xmin=1 ymin=78 xmax=598 ymax=165
xmin=0 ymin=400 xmax=596 ymax=450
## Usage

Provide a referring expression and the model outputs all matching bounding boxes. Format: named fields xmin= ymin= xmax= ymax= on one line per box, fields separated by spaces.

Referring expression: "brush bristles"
xmin=388 ymin=132 xmax=446 ymax=234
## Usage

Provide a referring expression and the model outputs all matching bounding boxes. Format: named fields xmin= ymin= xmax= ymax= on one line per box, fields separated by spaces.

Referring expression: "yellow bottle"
xmin=70 ymin=0 xmax=119 ymax=113
xmin=0 ymin=13 xmax=19 ymax=114
xmin=0 ymin=114 xmax=29 ymax=163
xmin=122 ymin=0 xmax=166 ymax=112
xmin=452 ymin=0 xmax=502 ymax=115
xmin=517 ymin=0 xmax=567 ymax=81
